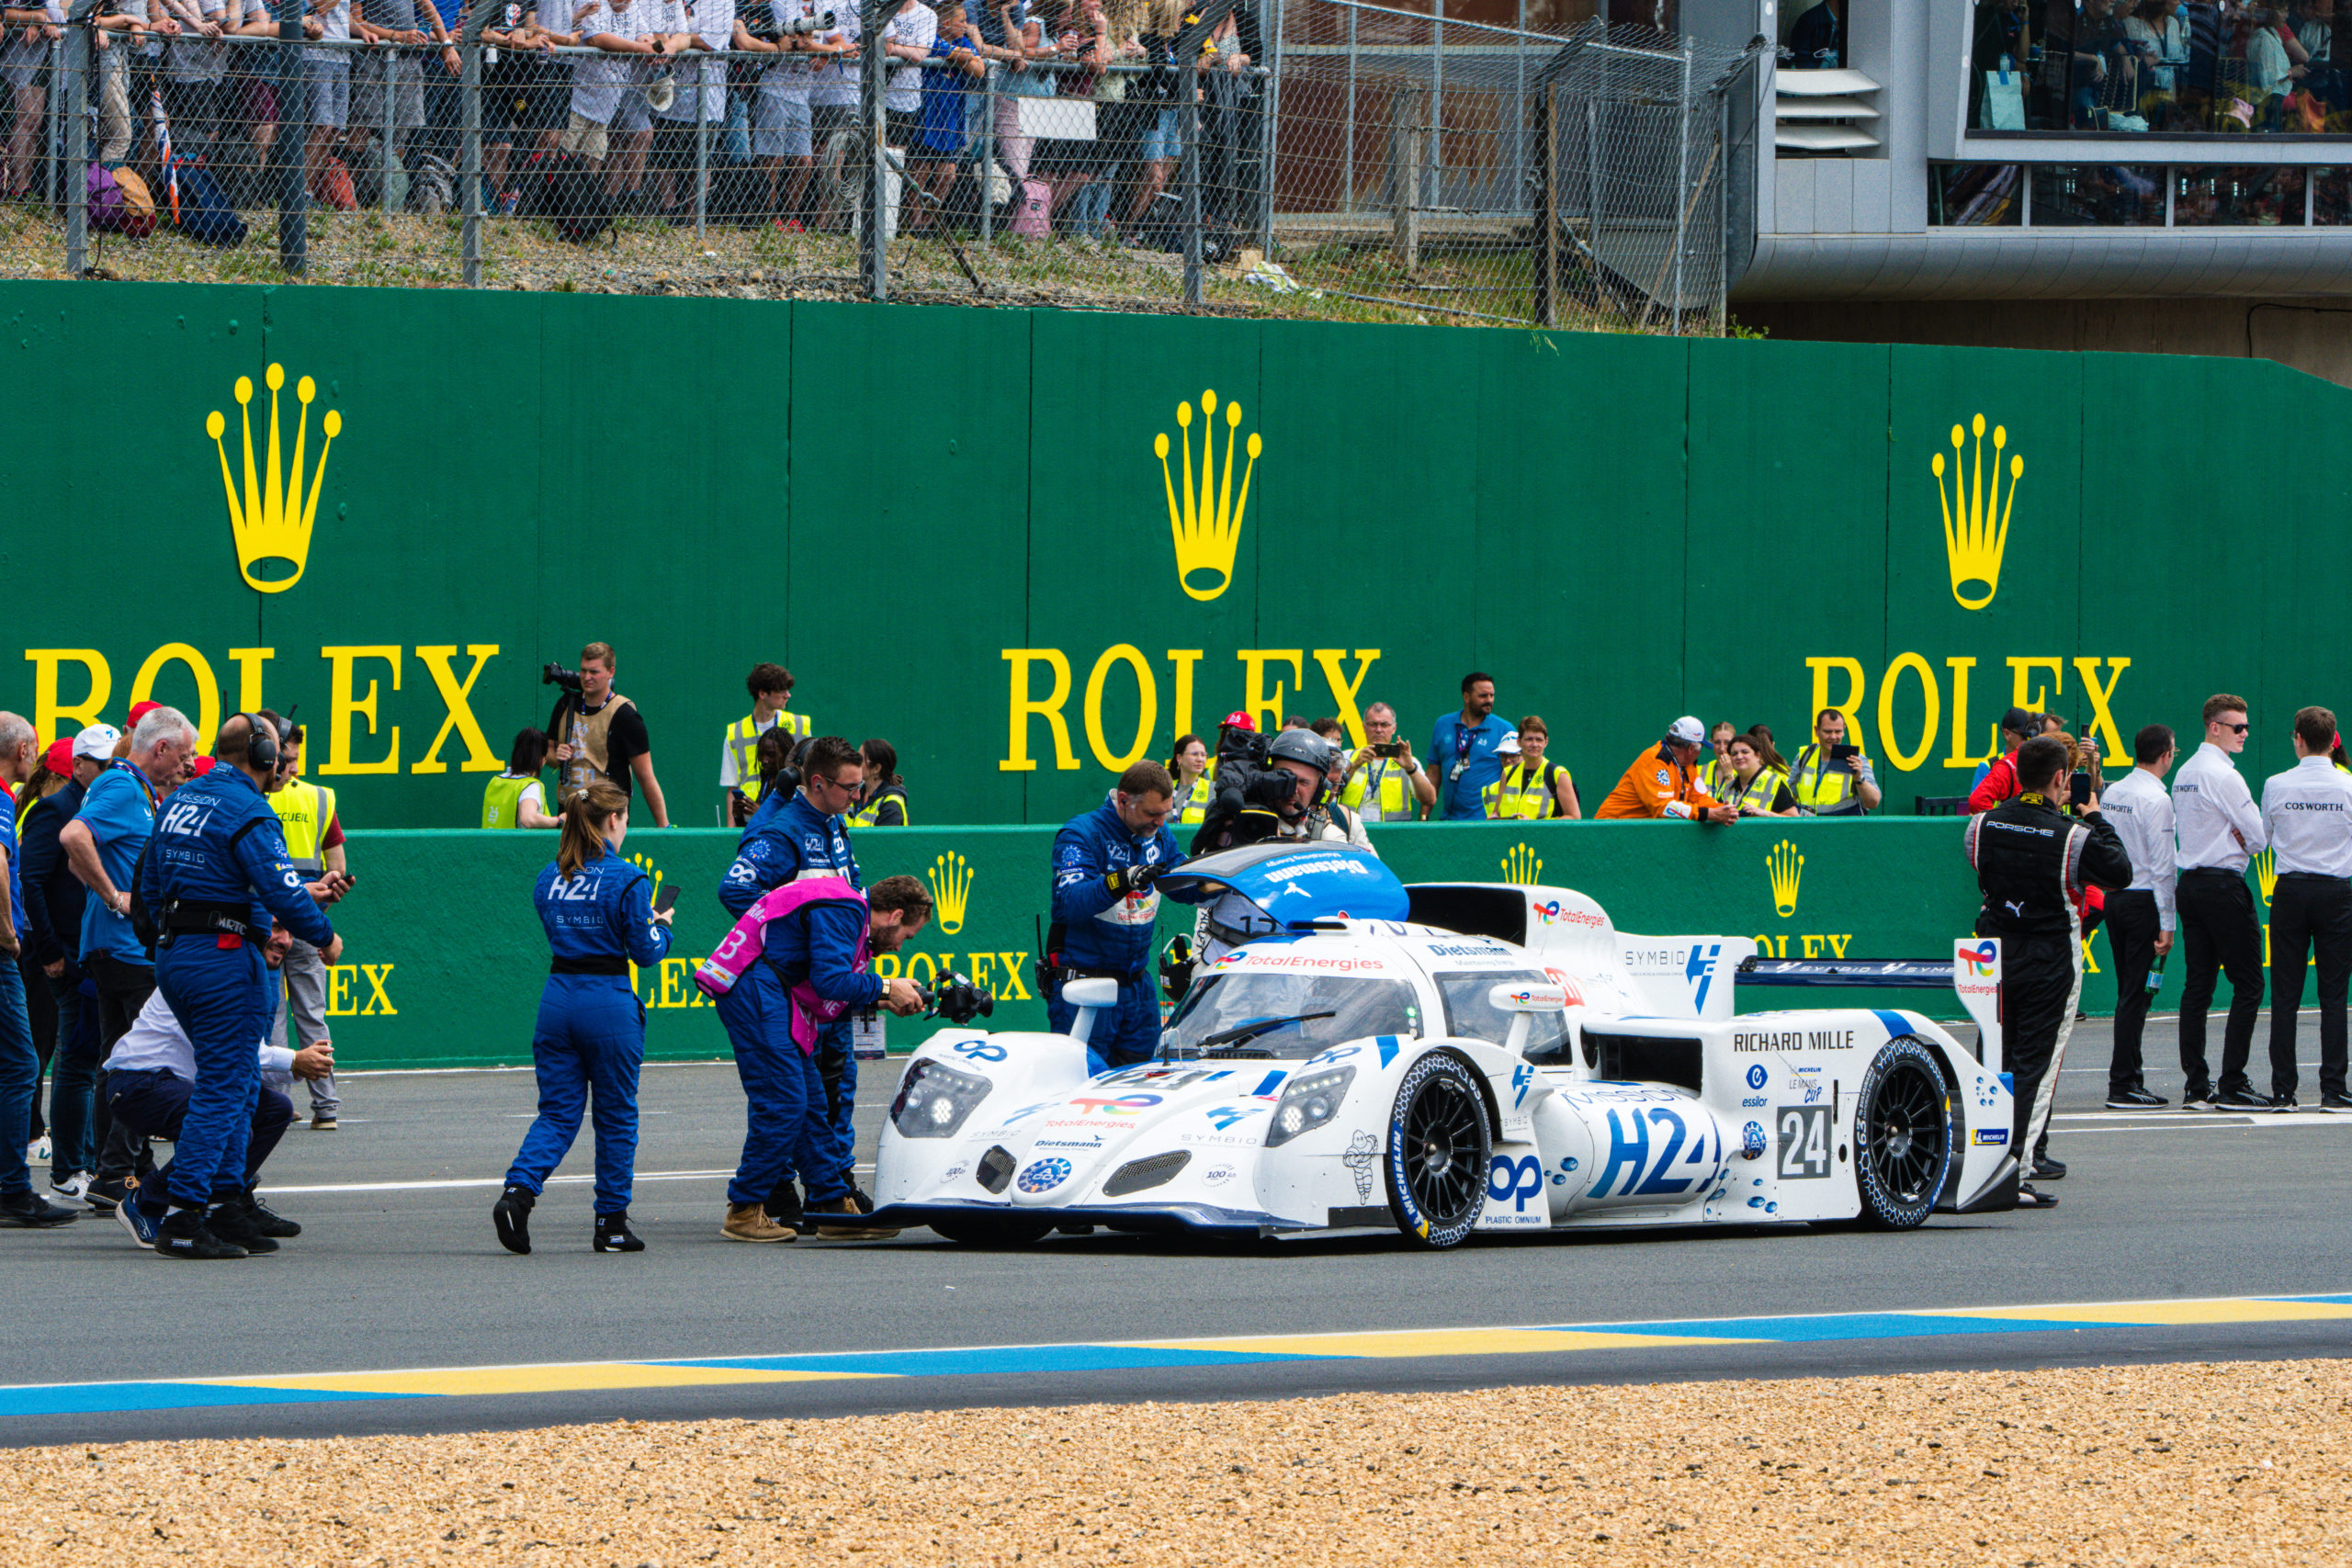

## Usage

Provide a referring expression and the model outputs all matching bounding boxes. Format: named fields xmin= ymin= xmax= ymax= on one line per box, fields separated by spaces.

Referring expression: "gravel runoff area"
xmin=2 ymin=1359 xmax=2345 ymax=1564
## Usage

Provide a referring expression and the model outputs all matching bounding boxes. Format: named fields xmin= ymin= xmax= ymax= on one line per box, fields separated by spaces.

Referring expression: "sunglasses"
xmin=2222 ymin=722 xmax=2250 ymax=734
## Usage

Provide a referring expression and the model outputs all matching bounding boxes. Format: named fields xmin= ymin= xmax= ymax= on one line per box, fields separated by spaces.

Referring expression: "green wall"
xmin=3 ymin=281 xmax=2344 ymax=834
xmin=312 ymin=818 xmax=2266 ymax=1069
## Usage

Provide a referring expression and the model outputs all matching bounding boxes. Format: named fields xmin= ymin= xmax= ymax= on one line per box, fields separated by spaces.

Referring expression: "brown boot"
xmin=721 ymin=1202 xmax=798 ymax=1243
xmin=812 ymin=1196 xmax=899 ymax=1240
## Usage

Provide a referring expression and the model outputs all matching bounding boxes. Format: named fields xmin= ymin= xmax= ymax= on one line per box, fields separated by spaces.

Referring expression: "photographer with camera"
xmin=1337 ymin=704 xmax=1434 ymax=825
xmin=1046 ymin=761 xmax=1199 ymax=1071
xmin=545 ymin=642 xmax=670 ymax=828
xmin=1790 ymin=707 xmax=1882 ymax=816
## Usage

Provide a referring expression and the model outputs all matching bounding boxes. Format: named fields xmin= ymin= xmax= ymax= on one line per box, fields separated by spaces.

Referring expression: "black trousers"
xmin=1980 ymin=922 xmax=2082 ymax=1158
xmin=2267 ymin=873 xmax=2352 ymax=1100
xmin=85 ymin=953 xmax=156 ymax=1188
xmin=2105 ymin=888 xmax=2162 ymax=1092
xmin=2177 ymin=868 xmax=2264 ymax=1099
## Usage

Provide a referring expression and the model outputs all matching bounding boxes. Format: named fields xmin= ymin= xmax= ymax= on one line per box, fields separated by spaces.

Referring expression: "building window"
xmin=1929 ymin=161 xmax=2333 ymax=225
xmin=1930 ymin=163 xmax=2024 ymax=223
xmin=1969 ymin=0 xmax=2350 ymax=137
xmin=2032 ymin=164 xmax=2167 ymax=223
xmin=2175 ymin=164 xmax=2308 ymax=221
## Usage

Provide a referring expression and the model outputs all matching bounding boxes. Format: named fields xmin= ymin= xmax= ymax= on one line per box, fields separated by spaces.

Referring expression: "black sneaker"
xmin=83 ymin=1178 xmax=127 ymax=1213
xmin=156 ymin=1206 xmax=246 ymax=1259
xmin=2015 ymin=1183 xmax=2058 ymax=1210
xmin=2031 ymin=1156 xmax=2067 ymax=1181
xmin=2215 ymin=1088 xmax=2269 ymax=1110
xmin=2323 ymin=1094 xmax=2352 ymax=1112
xmin=493 ymin=1184 xmax=535 ymax=1256
xmin=593 ymin=1212 xmax=645 ymax=1253
xmin=0 ymin=1190 xmax=79 ymax=1228
xmin=203 ymin=1200 xmax=280 ymax=1255
xmin=2181 ymin=1089 xmax=2218 ymax=1111
xmin=235 ymin=1189 xmax=301 ymax=1239
xmin=2273 ymin=1094 xmax=2301 ymax=1113
xmin=2105 ymin=1087 xmax=2168 ymax=1109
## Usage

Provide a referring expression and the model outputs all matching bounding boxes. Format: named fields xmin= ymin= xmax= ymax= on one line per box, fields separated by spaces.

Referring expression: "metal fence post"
xmin=1430 ymin=0 xmax=1441 ymax=204
xmin=1532 ymin=80 xmax=1555 ymax=326
xmin=861 ymin=0 xmax=902 ymax=300
xmin=1340 ymin=0 xmax=1352 ymax=211
xmin=46 ymin=35 xmax=62 ymax=210
xmin=381 ymin=44 xmax=396 ymax=212
xmin=1181 ymin=64 xmax=1202 ymax=307
xmin=978 ymin=62 xmax=992 ymax=244
xmin=1391 ymin=82 xmax=1421 ymax=272
xmin=1254 ymin=0 xmax=1277 ymax=255
xmin=62 ymin=7 xmax=88 ymax=276
xmin=1669 ymin=38 xmax=1690 ymax=333
xmin=694 ymin=65 xmax=707 ymax=242
xmin=460 ymin=29 xmax=481 ymax=284
xmin=275 ymin=0 xmax=308 ymax=273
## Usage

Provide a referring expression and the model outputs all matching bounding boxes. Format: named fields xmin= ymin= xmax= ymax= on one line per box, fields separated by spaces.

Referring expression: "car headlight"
xmin=889 ymin=1058 xmax=993 ymax=1139
xmin=1263 ymin=1066 xmax=1354 ymax=1148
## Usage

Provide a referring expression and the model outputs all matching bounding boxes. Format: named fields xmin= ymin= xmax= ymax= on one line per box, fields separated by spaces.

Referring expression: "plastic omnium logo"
xmin=928 ymin=852 xmax=973 ymax=935
xmin=1155 ymin=389 xmax=1260 ymax=602
xmin=1767 ymin=840 xmax=1803 ymax=918
xmin=207 ymin=364 xmax=340 ymax=594
xmin=1932 ymin=413 xmax=2020 ymax=612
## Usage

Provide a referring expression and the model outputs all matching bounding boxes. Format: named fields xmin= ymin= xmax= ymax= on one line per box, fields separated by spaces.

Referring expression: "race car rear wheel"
xmin=927 ymin=1213 xmax=1056 ymax=1247
xmin=1853 ymin=1035 xmax=1952 ymax=1230
xmin=1385 ymin=1053 xmax=1492 ymax=1250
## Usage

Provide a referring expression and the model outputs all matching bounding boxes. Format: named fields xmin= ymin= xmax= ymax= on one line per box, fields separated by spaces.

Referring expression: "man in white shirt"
xmin=2172 ymin=692 xmax=2268 ymax=1111
xmin=2259 ymin=704 xmax=2352 ymax=1112
xmin=106 ymin=924 xmax=334 ymax=1256
xmin=743 ymin=0 xmax=831 ymax=226
xmin=649 ymin=0 xmax=731 ymax=213
xmin=2098 ymin=721 xmax=2178 ymax=1110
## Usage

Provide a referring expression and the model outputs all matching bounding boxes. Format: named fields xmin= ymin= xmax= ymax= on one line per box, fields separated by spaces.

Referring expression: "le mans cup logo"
xmin=1766 ymin=840 xmax=1803 ymax=919
xmin=1932 ymin=413 xmax=2021 ymax=612
xmin=1155 ymin=389 xmax=1260 ymax=603
xmin=207 ymin=364 xmax=341 ymax=594
xmin=927 ymin=852 xmax=974 ymax=935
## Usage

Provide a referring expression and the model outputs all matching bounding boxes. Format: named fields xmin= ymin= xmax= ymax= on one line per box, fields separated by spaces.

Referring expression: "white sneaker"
xmin=49 ymin=1171 xmax=93 ymax=1204
xmin=25 ymin=1136 xmax=50 ymax=1168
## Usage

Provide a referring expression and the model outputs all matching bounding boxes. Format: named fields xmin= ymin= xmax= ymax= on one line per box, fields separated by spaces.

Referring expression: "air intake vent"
xmin=1102 ymin=1149 xmax=1192 ymax=1198
xmin=977 ymin=1145 xmax=1017 ymax=1194
xmin=1584 ymin=1032 xmax=1703 ymax=1094
xmin=1776 ymin=67 xmax=1882 ymax=156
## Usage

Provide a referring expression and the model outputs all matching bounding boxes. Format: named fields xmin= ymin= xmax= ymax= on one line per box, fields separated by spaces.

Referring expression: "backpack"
xmin=523 ymin=150 xmax=612 ymax=243
xmin=173 ymin=159 xmax=247 ymax=248
xmin=85 ymin=163 xmax=125 ymax=231
xmin=106 ymin=165 xmax=158 ymax=238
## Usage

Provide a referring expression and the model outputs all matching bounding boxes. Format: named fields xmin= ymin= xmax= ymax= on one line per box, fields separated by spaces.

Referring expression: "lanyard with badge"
xmin=1448 ymin=719 xmax=1479 ymax=786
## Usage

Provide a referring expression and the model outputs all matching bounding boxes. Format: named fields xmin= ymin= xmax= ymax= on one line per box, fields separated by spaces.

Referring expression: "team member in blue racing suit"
xmin=1047 ymin=761 xmax=1202 ymax=1073
xmin=716 ymin=734 xmax=873 ymax=1238
xmin=493 ymin=779 xmax=673 ymax=1256
xmin=139 ymin=715 xmax=343 ymax=1260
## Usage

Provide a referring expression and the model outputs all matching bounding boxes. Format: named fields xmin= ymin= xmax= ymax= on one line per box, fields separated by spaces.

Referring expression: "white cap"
xmin=72 ymin=724 xmax=120 ymax=761
xmin=1667 ymin=716 xmax=1705 ymax=747
xmin=1496 ymin=730 xmax=1522 ymax=755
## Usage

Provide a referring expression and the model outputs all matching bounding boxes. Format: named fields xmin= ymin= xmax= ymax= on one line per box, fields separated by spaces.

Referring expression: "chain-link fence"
xmin=0 ymin=0 xmax=1755 ymax=329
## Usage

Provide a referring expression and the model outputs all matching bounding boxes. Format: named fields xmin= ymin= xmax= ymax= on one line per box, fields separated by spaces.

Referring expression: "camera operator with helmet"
xmin=1046 ymin=761 xmax=1203 ymax=1071
xmin=1186 ymin=730 xmax=1375 ymax=974
xmin=545 ymin=642 xmax=670 ymax=827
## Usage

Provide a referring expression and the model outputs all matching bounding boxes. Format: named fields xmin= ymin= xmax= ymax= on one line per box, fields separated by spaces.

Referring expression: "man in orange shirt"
xmin=1597 ymin=716 xmax=1739 ymax=823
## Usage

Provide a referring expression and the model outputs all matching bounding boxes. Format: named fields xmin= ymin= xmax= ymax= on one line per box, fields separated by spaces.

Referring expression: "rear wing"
xmin=1736 ymin=939 xmax=2006 ymax=1075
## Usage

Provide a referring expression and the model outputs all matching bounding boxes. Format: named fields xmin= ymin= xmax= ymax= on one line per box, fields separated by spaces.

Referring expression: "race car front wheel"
xmin=927 ymin=1213 xmax=1056 ymax=1247
xmin=1853 ymin=1035 xmax=1953 ymax=1230
xmin=1385 ymin=1053 xmax=1492 ymax=1250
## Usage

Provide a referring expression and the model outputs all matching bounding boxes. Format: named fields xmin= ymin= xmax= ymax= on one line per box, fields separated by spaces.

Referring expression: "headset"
xmin=233 ymin=705 xmax=299 ymax=774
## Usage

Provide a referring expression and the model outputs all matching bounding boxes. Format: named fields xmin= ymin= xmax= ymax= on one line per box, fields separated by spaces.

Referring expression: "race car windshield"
xmin=1164 ymin=973 xmax=1423 ymax=1060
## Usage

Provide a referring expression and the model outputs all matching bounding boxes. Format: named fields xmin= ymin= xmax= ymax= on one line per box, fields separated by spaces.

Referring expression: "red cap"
xmin=1219 ymin=711 xmax=1255 ymax=732
xmin=190 ymin=756 xmax=217 ymax=776
xmin=42 ymin=739 xmax=73 ymax=775
xmin=128 ymin=701 xmax=161 ymax=728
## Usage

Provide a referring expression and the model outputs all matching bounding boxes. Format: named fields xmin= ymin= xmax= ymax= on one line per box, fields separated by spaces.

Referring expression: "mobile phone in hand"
xmin=653 ymin=884 xmax=681 ymax=915
xmin=2070 ymin=772 xmax=2093 ymax=808
xmin=1374 ymin=741 xmax=1408 ymax=760
xmin=1829 ymin=743 xmax=1860 ymax=762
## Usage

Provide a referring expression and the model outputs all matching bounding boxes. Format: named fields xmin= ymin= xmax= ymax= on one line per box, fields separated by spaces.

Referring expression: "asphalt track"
xmin=2 ymin=1015 xmax=2346 ymax=1448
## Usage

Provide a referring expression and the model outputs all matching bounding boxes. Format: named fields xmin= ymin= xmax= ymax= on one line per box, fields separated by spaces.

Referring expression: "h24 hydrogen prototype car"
xmin=869 ymin=844 xmax=2021 ymax=1248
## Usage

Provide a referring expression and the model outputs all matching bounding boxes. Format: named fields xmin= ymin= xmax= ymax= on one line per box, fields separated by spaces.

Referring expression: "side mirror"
xmin=1062 ymin=976 xmax=1119 ymax=1008
xmin=1487 ymin=981 xmax=1569 ymax=1014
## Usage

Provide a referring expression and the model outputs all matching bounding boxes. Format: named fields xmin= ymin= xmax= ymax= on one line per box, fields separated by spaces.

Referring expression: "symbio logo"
xmin=928 ymin=851 xmax=974 ymax=934
xmin=1932 ymin=413 xmax=2020 ymax=612
xmin=1155 ymin=389 xmax=1259 ymax=603
xmin=207 ymin=364 xmax=340 ymax=594
xmin=1767 ymin=840 xmax=1803 ymax=918
xmin=1502 ymin=843 xmax=1542 ymax=886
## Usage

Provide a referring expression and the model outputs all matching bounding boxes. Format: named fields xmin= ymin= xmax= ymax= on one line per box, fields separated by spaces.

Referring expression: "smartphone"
xmin=653 ymin=884 xmax=681 ymax=915
xmin=1829 ymin=743 xmax=1860 ymax=761
xmin=1374 ymin=741 xmax=1408 ymax=760
xmin=2070 ymin=772 xmax=2093 ymax=808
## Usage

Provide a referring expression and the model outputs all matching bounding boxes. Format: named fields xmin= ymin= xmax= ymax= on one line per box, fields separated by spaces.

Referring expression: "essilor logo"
xmin=1932 ymin=413 xmax=2021 ymax=612
xmin=1155 ymin=389 xmax=1260 ymax=603
xmin=207 ymin=364 xmax=340 ymax=594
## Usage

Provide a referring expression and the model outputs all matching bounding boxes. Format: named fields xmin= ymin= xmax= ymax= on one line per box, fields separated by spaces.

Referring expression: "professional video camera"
xmin=541 ymin=661 xmax=583 ymax=697
xmin=742 ymin=6 xmax=833 ymax=38
xmin=1190 ymin=728 xmax=1328 ymax=853
xmin=918 ymin=972 xmax=995 ymax=1026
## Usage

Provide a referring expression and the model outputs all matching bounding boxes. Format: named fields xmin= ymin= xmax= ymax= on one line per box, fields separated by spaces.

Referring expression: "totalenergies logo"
xmin=1156 ymin=389 xmax=1260 ymax=603
xmin=207 ymin=364 xmax=341 ymax=594
xmin=1959 ymin=940 xmax=1998 ymax=977
xmin=1932 ymin=413 xmax=2021 ymax=612
xmin=1065 ymin=1094 xmax=1164 ymax=1116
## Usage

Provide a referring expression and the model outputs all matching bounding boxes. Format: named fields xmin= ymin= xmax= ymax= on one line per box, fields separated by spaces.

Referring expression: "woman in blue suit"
xmin=494 ymin=780 xmax=672 ymax=1255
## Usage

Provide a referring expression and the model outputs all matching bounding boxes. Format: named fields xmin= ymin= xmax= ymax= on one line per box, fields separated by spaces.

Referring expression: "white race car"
xmin=870 ymin=845 xmax=2021 ymax=1248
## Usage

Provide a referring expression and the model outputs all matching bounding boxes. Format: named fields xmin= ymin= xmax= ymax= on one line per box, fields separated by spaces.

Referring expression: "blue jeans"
xmin=108 ymin=1067 xmax=293 ymax=1216
xmin=1048 ymin=975 xmax=1162 ymax=1075
xmin=716 ymin=964 xmax=815 ymax=1207
xmin=154 ymin=942 xmax=272 ymax=1210
xmin=0 ymin=958 xmax=35 ymax=1199
xmin=46 ymin=966 xmax=96 ymax=1181
xmin=506 ymin=975 xmax=645 ymax=1215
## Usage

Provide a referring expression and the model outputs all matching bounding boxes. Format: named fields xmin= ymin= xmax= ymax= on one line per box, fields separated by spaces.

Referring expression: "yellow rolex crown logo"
xmin=1767 ymin=840 xmax=1804 ymax=919
xmin=1155 ymin=389 xmax=1260 ymax=603
xmin=2255 ymin=848 xmax=2277 ymax=907
xmin=1932 ymin=413 xmax=2019 ymax=613
xmin=207 ymin=363 xmax=340 ymax=595
xmin=929 ymin=852 xmax=974 ymax=935
xmin=1502 ymin=843 xmax=1542 ymax=886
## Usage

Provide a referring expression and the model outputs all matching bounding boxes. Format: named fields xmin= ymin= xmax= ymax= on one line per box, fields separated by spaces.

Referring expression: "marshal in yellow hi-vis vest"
xmin=272 ymin=776 xmax=337 ymax=874
xmin=1482 ymin=761 xmax=1571 ymax=821
xmin=849 ymin=783 xmax=910 ymax=829
xmin=1724 ymin=767 xmax=1792 ymax=816
xmin=1790 ymin=744 xmax=1866 ymax=815
xmin=1176 ymin=774 xmax=1212 ymax=825
xmin=1340 ymin=759 xmax=1419 ymax=824
xmin=726 ymin=709 xmax=812 ymax=809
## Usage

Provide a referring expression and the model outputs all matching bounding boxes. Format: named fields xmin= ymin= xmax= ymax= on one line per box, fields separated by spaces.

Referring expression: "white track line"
xmin=261 ymin=1165 xmax=874 ymax=1196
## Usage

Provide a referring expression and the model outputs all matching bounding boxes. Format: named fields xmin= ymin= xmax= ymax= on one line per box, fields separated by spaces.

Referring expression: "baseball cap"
xmin=190 ymin=756 xmax=217 ymax=777
xmin=2000 ymin=706 xmax=2034 ymax=735
xmin=1219 ymin=711 xmax=1256 ymax=732
xmin=1667 ymin=716 xmax=1705 ymax=747
xmin=72 ymin=723 xmax=121 ymax=761
xmin=127 ymin=701 xmax=161 ymax=729
xmin=42 ymin=739 xmax=72 ymax=774
xmin=1497 ymin=730 xmax=1522 ymax=755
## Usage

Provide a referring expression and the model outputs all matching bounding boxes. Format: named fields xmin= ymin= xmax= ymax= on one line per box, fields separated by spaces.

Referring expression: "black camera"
xmin=922 ymin=972 xmax=996 ymax=1026
xmin=542 ymin=661 xmax=583 ymax=696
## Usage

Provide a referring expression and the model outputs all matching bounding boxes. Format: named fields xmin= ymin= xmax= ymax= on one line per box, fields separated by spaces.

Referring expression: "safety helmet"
xmin=1265 ymin=728 xmax=1335 ymax=808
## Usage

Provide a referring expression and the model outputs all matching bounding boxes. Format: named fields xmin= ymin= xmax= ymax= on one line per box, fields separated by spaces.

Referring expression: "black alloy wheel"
xmin=1385 ymin=1053 xmax=1493 ymax=1249
xmin=1853 ymin=1035 xmax=1953 ymax=1230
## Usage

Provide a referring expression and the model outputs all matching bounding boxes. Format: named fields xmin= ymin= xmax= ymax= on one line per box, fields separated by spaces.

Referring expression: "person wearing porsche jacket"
xmin=1046 ymin=761 xmax=1204 ymax=1073
xmin=1964 ymin=734 xmax=2133 ymax=1210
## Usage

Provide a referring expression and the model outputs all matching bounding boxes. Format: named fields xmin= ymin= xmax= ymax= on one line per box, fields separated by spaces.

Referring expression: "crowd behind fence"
xmin=0 ymin=0 xmax=1756 ymax=330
